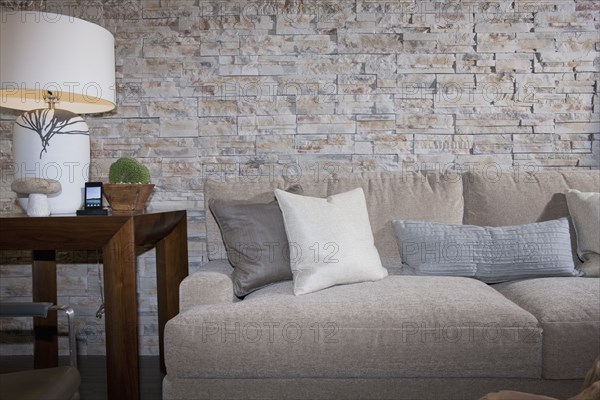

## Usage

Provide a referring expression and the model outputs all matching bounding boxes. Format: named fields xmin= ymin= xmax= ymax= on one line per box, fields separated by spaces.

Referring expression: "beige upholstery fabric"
xmin=463 ymin=170 xmax=600 ymax=227
xmin=493 ymin=278 xmax=600 ymax=379
xmin=179 ymin=260 xmax=235 ymax=312
xmin=328 ymin=172 xmax=464 ymax=265
xmin=580 ymin=254 xmax=600 ymax=278
xmin=165 ymin=276 xmax=541 ymax=380
xmin=163 ymin=377 xmax=583 ymax=400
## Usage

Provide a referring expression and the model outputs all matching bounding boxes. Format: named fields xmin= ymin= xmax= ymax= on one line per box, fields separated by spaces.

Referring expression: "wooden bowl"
xmin=103 ymin=183 xmax=154 ymax=213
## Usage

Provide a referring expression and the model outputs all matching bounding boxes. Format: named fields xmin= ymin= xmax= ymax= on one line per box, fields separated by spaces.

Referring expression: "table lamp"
xmin=1 ymin=11 xmax=116 ymax=214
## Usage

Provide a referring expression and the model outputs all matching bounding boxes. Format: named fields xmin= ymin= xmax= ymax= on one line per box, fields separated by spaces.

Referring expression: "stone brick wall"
xmin=0 ymin=0 xmax=598 ymax=355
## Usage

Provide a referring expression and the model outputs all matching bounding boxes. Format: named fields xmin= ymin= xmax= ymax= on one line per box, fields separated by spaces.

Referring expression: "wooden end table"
xmin=0 ymin=210 xmax=189 ymax=400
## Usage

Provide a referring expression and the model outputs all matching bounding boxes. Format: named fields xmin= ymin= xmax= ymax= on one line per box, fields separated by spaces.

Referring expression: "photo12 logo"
xmin=200 ymin=81 xmax=336 ymax=104
xmin=360 ymin=1 xmax=538 ymax=23
xmin=10 ymin=161 xmax=99 ymax=183
xmin=401 ymin=321 xmax=541 ymax=344
xmin=400 ymin=81 xmax=538 ymax=104
xmin=201 ymin=161 xmax=340 ymax=183
xmin=1 ymin=81 xmax=107 ymax=105
xmin=198 ymin=1 xmax=343 ymax=23
xmin=1 ymin=1 xmax=140 ymax=22
xmin=199 ymin=321 xmax=339 ymax=344
xmin=198 ymin=161 xmax=540 ymax=187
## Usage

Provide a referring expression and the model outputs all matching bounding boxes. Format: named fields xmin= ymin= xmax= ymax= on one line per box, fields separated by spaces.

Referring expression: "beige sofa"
xmin=163 ymin=169 xmax=600 ymax=400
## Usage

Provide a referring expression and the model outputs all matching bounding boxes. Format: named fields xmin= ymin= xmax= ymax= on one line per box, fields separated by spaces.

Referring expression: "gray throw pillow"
xmin=209 ymin=186 xmax=301 ymax=297
xmin=392 ymin=218 xmax=581 ymax=283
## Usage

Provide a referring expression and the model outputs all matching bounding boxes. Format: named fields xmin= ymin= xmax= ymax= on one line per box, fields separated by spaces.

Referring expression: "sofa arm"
xmin=179 ymin=260 xmax=235 ymax=312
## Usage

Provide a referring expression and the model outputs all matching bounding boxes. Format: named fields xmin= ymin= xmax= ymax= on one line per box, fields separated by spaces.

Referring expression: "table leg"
xmin=32 ymin=250 xmax=58 ymax=369
xmin=103 ymin=219 xmax=140 ymax=400
xmin=156 ymin=213 xmax=189 ymax=374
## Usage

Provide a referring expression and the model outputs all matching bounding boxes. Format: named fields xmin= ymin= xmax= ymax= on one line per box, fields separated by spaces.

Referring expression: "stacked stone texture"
xmin=0 ymin=0 xmax=598 ymax=355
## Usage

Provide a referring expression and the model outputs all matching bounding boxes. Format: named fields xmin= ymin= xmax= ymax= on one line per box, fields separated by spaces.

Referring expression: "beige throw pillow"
xmin=566 ymin=189 xmax=600 ymax=277
xmin=275 ymin=188 xmax=388 ymax=295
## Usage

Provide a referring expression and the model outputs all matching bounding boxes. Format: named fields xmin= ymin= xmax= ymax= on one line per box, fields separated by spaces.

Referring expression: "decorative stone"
xmin=11 ymin=178 xmax=61 ymax=217
xmin=26 ymin=193 xmax=51 ymax=217
xmin=11 ymin=178 xmax=61 ymax=195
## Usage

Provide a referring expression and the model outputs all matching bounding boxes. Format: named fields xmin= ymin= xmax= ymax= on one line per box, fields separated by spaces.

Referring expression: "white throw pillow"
xmin=566 ymin=189 xmax=600 ymax=277
xmin=274 ymin=188 xmax=388 ymax=295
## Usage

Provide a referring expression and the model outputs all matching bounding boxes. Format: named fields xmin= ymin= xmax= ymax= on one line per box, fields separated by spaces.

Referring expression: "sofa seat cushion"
xmin=493 ymin=277 xmax=600 ymax=379
xmin=165 ymin=276 xmax=542 ymax=380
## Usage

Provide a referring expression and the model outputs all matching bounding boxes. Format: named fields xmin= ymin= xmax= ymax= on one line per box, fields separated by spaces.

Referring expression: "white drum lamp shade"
xmin=1 ymin=11 xmax=116 ymax=113
xmin=1 ymin=11 xmax=116 ymax=214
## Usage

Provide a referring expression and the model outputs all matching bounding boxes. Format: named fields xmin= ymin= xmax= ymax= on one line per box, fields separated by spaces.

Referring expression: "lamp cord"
xmin=95 ymin=250 xmax=105 ymax=319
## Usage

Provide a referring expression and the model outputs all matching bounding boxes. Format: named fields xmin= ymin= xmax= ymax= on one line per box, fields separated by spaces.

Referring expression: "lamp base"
xmin=13 ymin=108 xmax=90 ymax=214
xmin=76 ymin=208 xmax=109 ymax=216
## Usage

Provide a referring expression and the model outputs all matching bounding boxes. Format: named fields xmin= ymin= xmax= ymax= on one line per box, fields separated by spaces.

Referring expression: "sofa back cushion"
xmin=205 ymin=176 xmax=328 ymax=260
xmin=328 ymin=171 xmax=464 ymax=266
xmin=463 ymin=170 xmax=600 ymax=226
xmin=463 ymin=170 xmax=600 ymax=264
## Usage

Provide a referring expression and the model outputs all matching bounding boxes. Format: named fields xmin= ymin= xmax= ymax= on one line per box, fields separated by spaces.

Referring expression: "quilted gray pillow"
xmin=392 ymin=218 xmax=581 ymax=283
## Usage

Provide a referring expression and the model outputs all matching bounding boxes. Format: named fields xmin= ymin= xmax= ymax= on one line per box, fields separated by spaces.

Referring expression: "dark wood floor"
xmin=0 ymin=355 xmax=163 ymax=400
